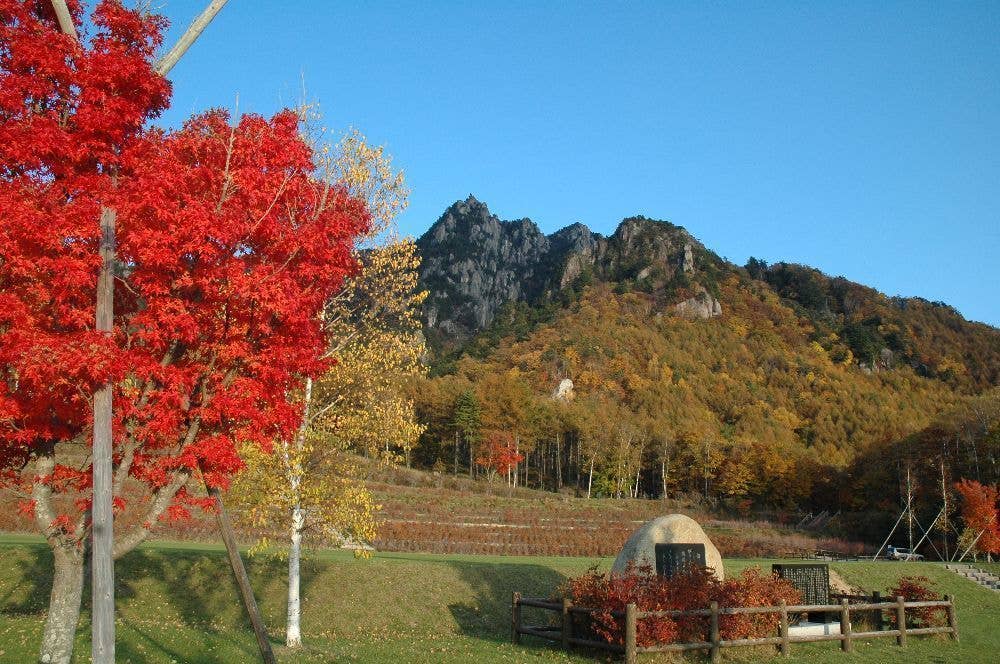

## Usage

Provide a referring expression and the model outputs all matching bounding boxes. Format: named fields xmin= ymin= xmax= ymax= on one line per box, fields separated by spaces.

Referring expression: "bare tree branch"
xmin=31 ymin=444 xmax=66 ymax=547
xmin=111 ymin=470 xmax=191 ymax=559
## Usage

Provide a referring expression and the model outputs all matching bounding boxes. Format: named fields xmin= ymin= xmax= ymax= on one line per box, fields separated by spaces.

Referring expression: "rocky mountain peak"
xmin=417 ymin=198 xmax=551 ymax=338
xmin=417 ymin=198 xmax=724 ymax=345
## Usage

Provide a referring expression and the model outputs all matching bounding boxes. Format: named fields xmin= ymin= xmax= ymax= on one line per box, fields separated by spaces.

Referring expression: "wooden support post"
xmin=512 ymin=592 xmax=521 ymax=644
xmin=896 ymin=596 xmax=907 ymax=647
xmin=209 ymin=486 xmax=276 ymax=664
xmin=709 ymin=601 xmax=720 ymax=664
xmin=49 ymin=0 xmax=78 ymax=39
xmin=561 ymin=597 xmax=572 ymax=650
xmin=945 ymin=595 xmax=959 ymax=642
xmin=872 ymin=591 xmax=883 ymax=631
xmin=779 ymin=599 xmax=790 ymax=658
xmin=625 ymin=603 xmax=637 ymax=664
xmin=840 ymin=599 xmax=852 ymax=652
xmin=155 ymin=0 xmax=231 ymax=75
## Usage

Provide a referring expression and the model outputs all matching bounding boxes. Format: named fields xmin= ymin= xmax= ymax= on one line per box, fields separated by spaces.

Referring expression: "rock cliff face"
xmin=675 ymin=286 xmax=723 ymax=320
xmin=417 ymin=196 xmax=550 ymax=337
xmin=417 ymin=196 xmax=723 ymax=343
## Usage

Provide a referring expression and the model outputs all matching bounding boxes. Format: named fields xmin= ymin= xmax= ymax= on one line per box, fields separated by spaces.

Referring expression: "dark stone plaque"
xmin=655 ymin=543 xmax=707 ymax=578
xmin=772 ymin=563 xmax=830 ymax=605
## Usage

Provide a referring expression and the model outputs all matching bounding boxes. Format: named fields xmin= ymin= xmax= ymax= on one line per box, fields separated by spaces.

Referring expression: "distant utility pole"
xmin=940 ymin=458 xmax=950 ymax=562
xmin=906 ymin=466 xmax=914 ymax=553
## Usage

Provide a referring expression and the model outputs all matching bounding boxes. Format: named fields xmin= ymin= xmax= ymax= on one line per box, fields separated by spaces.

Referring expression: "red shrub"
xmin=561 ymin=563 xmax=800 ymax=647
xmin=887 ymin=576 xmax=946 ymax=628
xmin=717 ymin=567 xmax=801 ymax=639
xmin=563 ymin=563 xmax=680 ymax=645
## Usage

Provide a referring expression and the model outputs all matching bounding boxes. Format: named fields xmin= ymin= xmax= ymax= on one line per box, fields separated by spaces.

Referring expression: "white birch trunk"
xmin=286 ymin=503 xmax=304 ymax=647
xmin=556 ymin=432 xmax=562 ymax=489
xmin=587 ymin=457 xmax=595 ymax=499
xmin=524 ymin=446 xmax=529 ymax=487
xmin=285 ymin=376 xmax=311 ymax=648
xmin=513 ymin=436 xmax=519 ymax=488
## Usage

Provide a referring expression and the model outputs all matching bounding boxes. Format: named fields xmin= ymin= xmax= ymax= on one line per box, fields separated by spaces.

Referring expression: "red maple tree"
xmin=1 ymin=2 xmax=368 ymax=659
xmin=475 ymin=430 xmax=525 ymax=480
xmin=954 ymin=479 xmax=1000 ymax=555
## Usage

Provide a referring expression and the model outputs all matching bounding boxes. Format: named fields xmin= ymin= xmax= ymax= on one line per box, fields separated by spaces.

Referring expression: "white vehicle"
xmin=886 ymin=546 xmax=924 ymax=561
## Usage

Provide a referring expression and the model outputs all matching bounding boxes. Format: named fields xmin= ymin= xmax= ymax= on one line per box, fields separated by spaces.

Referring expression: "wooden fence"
xmin=511 ymin=592 xmax=958 ymax=664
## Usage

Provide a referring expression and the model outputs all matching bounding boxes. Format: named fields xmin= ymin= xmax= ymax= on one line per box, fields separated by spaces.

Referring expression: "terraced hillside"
xmin=1 ymin=463 xmax=866 ymax=559
xmin=369 ymin=481 xmax=864 ymax=559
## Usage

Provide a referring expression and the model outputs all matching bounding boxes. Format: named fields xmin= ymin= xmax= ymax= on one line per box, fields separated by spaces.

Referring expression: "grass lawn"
xmin=1 ymin=534 xmax=998 ymax=663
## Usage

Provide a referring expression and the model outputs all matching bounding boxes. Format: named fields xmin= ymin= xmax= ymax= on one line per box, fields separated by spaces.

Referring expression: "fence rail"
xmin=511 ymin=592 xmax=958 ymax=664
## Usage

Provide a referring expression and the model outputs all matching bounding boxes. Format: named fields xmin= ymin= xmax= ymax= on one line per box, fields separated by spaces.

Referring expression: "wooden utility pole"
xmin=908 ymin=466 xmax=916 ymax=553
xmin=48 ymin=2 xmax=230 ymax=662
xmin=91 ymin=205 xmax=116 ymax=664
xmin=49 ymin=0 xmax=77 ymax=38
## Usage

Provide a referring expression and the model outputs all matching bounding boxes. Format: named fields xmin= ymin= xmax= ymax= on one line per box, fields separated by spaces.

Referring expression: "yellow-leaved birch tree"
xmin=230 ymin=125 xmax=426 ymax=648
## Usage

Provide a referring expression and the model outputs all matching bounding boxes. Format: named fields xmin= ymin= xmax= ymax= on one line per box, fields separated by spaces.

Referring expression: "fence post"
xmin=896 ymin=596 xmax=906 ymax=647
xmin=710 ymin=601 xmax=720 ymax=664
xmin=840 ymin=598 xmax=852 ymax=652
xmin=945 ymin=595 xmax=959 ymax=642
xmin=872 ymin=590 xmax=882 ymax=631
xmin=625 ymin=603 xmax=637 ymax=664
xmin=779 ymin=599 xmax=789 ymax=658
xmin=562 ymin=597 xmax=572 ymax=650
xmin=512 ymin=592 xmax=521 ymax=644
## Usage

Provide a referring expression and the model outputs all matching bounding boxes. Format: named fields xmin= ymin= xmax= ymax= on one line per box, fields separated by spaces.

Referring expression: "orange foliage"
xmin=954 ymin=479 xmax=1000 ymax=554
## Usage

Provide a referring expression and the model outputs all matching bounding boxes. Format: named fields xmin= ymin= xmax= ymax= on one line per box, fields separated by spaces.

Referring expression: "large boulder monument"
xmin=612 ymin=514 xmax=724 ymax=580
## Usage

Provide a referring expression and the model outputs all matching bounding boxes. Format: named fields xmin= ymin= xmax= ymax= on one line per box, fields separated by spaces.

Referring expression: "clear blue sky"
xmin=150 ymin=1 xmax=999 ymax=326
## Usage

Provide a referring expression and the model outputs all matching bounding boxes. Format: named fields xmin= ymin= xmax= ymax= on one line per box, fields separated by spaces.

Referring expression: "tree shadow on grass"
xmin=117 ymin=620 xmax=258 ymax=664
xmin=443 ymin=557 xmax=620 ymax=662
xmin=113 ymin=544 xmax=316 ymax=661
xmin=1 ymin=539 xmax=325 ymax=662
xmin=0 ymin=541 xmax=53 ymax=616
xmin=0 ymin=536 xmax=333 ymax=661
xmin=445 ymin=558 xmax=568 ymax=643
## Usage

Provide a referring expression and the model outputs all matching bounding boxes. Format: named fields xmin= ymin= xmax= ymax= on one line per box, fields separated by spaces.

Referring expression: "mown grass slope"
xmin=1 ymin=536 xmax=997 ymax=663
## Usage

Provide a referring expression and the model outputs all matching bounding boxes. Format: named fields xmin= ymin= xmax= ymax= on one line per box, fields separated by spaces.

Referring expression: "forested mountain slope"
xmin=410 ymin=197 xmax=1000 ymax=521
